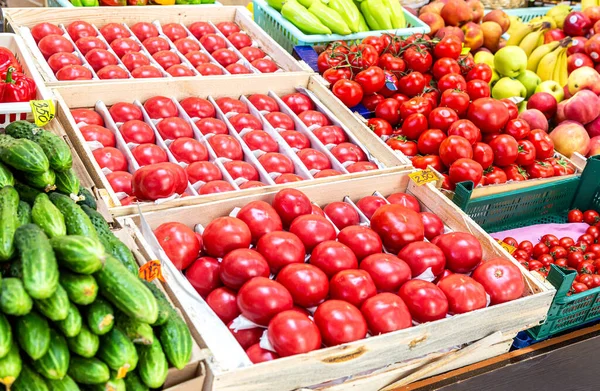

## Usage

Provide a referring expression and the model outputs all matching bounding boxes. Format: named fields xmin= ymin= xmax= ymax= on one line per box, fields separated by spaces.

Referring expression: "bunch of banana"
xmin=528 ymin=38 xmax=571 ymax=86
xmin=507 ymin=22 xmax=553 ymax=57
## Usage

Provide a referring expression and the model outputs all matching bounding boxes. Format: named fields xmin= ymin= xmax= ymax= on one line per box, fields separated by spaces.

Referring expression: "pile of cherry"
xmin=153 ymin=187 xmax=525 ymax=363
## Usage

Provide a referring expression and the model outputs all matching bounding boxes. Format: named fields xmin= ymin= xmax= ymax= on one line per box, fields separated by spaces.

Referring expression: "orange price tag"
xmin=497 ymin=240 xmax=516 ymax=255
xmin=139 ymin=260 xmax=165 ymax=283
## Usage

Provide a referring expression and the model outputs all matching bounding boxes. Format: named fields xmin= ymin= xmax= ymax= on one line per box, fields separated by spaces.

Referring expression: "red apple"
xmin=563 ymin=84 xmax=572 ymax=100
xmin=527 ymin=92 xmax=558 ymax=120
xmin=585 ymin=34 xmax=600 ymax=63
xmin=420 ymin=13 xmax=445 ymax=36
xmin=466 ymin=0 xmax=485 ymax=24
xmin=518 ymin=109 xmax=549 ymax=132
xmin=568 ymin=36 xmax=588 ymax=55
xmin=586 ymin=115 xmax=600 ymax=138
xmin=568 ymin=53 xmax=595 ymax=73
xmin=556 ymin=100 xmax=567 ymax=123
xmin=436 ymin=26 xmax=465 ymax=41
xmin=563 ymin=12 xmax=592 ymax=37
xmin=544 ymin=29 xmax=566 ymax=44
xmin=583 ymin=6 xmax=600 ymax=25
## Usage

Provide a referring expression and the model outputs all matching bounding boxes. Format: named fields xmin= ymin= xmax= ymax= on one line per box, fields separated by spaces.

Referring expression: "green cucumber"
xmin=21 ymin=169 xmax=56 ymax=192
xmin=66 ymin=325 xmax=98 ymax=358
xmin=94 ymin=255 xmax=158 ymax=324
xmin=97 ymin=328 xmax=138 ymax=377
xmin=0 ymin=136 xmax=49 ymax=174
xmin=142 ymin=280 xmax=171 ymax=326
xmin=55 ymin=302 xmax=82 ymax=338
xmin=32 ymin=193 xmax=66 ymax=238
xmin=67 ymin=357 xmax=109 ymax=385
xmin=115 ymin=312 xmax=153 ymax=345
xmin=123 ymin=370 xmax=149 ymax=391
xmin=0 ymin=186 xmax=19 ymax=262
xmin=49 ymin=193 xmax=97 ymax=239
xmin=14 ymin=182 xmax=41 ymax=205
xmin=0 ymin=313 xmax=11 ymax=359
xmin=34 ymin=284 xmax=69 ymax=321
xmin=89 ymin=371 xmax=126 ymax=391
xmin=77 ymin=187 xmax=97 ymax=210
xmin=159 ymin=309 xmax=193 ymax=370
xmin=12 ymin=364 xmax=48 ymax=391
xmin=0 ymin=162 xmax=14 ymax=188
xmin=0 ymin=341 xmax=21 ymax=389
xmin=31 ymin=128 xmax=73 ymax=172
xmin=59 ymin=272 xmax=98 ymax=306
xmin=45 ymin=375 xmax=80 ymax=391
xmin=16 ymin=201 xmax=31 ymax=227
xmin=87 ymin=298 xmax=114 ymax=335
xmin=51 ymin=235 xmax=105 ymax=274
xmin=55 ymin=168 xmax=80 ymax=197
xmin=5 ymin=120 xmax=36 ymax=139
xmin=32 ymin=329 xmax=70 ymax=380
xmin=0 ymin=278 xmax=32 ymax=316
xmin=136 ymin=336 xmax=168 ymax=388
xmin=14 ymin=224 xmax=59 ymax=299
xmin=16 ymin=311 xmax=50 ymax=360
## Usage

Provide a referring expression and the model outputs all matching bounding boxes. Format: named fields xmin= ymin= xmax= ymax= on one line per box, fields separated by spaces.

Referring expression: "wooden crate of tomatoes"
xmin=121 ymin=169 xmax=554 ymax=391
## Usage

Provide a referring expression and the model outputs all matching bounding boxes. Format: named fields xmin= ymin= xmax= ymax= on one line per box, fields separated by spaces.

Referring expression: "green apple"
xmin=490 ymin=69 xmax=500 ymax=87
xmin=516 ymin=70 xmax=542 ymax=99
xmin=492 ymin=77 xmax=527 ymax=100
xmin=474 ymin=51 xmax=495 ymax=68
xmin=493 ymin=46 xmax=528 ymax=78
xmin=535 ymin=80 xmax=565 ymax=103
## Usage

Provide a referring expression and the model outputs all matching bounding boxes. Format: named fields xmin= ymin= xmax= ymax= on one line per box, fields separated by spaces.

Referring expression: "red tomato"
xmin=356 ymin=196 xmax=387 ymax=220
xmin=329 ymin=269 xmax=377 ymax=308
xmin=215 ymin=21 xmax=240 ymax=36
xmin=584 ymin=210 xmax=600 ymax=225
xmin=154 ymin=222 xmax=201 ymax=270
xmin=247 ymin=94 xmax=279 ymax=112
xmin=434 ymin=35 xmax=462 ymax=59
xmin=184 ymin=51 xmax=210 ymax=67
xmin=332 ymin=79 xmax=363 ymax=108
xmin=257 ymin=231 xmax=305 ymax=274
xmin=153 ymin=50 xmax=181 ymax=69
xmin=431 ymin=232 xmax=482 ymax=273
xmin=188 ymin=21 xmax=215 ymax=39
xmin=466 ymin=63 xmax=493 ymax=82
xmin=202 ymin=216 xmax=251 ymax=257
xmin=169 ymin=137 xmax=208 ymax=164
xmin=240 ymin=46 xmax=266 ymax=62
xmin=31 ymin=23 xmax=63 ymax=43
xmin=241 ymin=130 xmax=278 ymax=153
xmin=220 ymin=249 xmax=270 ymax=290
xmin=360 ymin=253 xmax=411 ymax=292
xmin=121 ymin=52 xmax=151 ymax=71
xmin=141 ymin=37 xmax=170 ymax=55
xmin=449 ymin=158 xmax=483 ymax=186
xmin=472 ymin=258 xmax=525 ymax=304
xmin=237 ymin=277 xmax=293 ymax=326
xmin=314 ymin=300 xmax=367 ymax=346
xmin=229 ymin=113 xmax=262 ymax=132
xmin=375 ymin=98 xmax=401 ymax=126
xmin=353 ymin=66 xmax=385 ymax=95
xmin=264 ymin=112 xmax=295 ymax=131
xmin=314 ymin=169 xmax=342 ymax=178
xmin=162 ymin=23 xmax=188 ymax=41
xmin=131 ymin=22 xmax=159 ymax=41
xmin=323 ymin=202 xmax=360 ymax=230
xmin=228 ymin=321 xmax=262 ymax=350
xmin=289 ymin=215 xmax=336 ymax=252
xmin=400 ymin=113 xmax=428 ymax=140
xmin=85 ymin=49 xmax=118 ymax=72
xmin=438 ymin=274 xmax=487 ymax=314
xmin=131 ymin=65 xmax=163 ymax=79
xmin=447 ymin=119 xmax=481 ymax=145
xmin=185 ymin=161 xmax=221 ymax=184
xmin=66 ymin=20 xmax=96 ymax=42
xmin=38 ymin=34 xmax=74 ymax=59
xmin=398 ymin=241 xmax=446 ymax=278
xmin=504 ymin=164 xmax=529 ymax=181
xmin=399 ymin=280 xmax=448 ymax=322
xmin=346 ymin=161 xmax=378 ymax=172
xmin=223 ymin=161 xmax=259 ymax=182
xmin=280 ymin=131 xmax=310 ymax=150
xmin=370 ymin=204 xmax=424 ymax=253
xmin=144 ymin=96 xmax=178 ymax=119
xmin=298 ymin=110 xmax=330 ymax=128
xmin=71 ymin=109 xmax=103 ymax=126
xmin=106 ymin=171 xmax=132 ymax=195
xmin=186 ymin=256 xmax=221 ymax=298
xmin=268 ymin=311 xmax=321 ymax=357
xmin=96 ymin=65 xmax=129 ymax=80
xmin=504 ymin=119 xmax=531 ymax=140
xmin=246 ymin=344 xmax=279 ymax=364
xmin=156 ymin=117 xmax=193 ymax=140
xmin=466 ymin=79 xmax=491 ymax=100
xmin=274 ymin=173 xmax=303 ymax=184
xmin=48 ymin=52 xmax=82 ymax=73
xmin=387 ymin=193 xmax=420 ymax=212
xmin=93 ymin=147 xmax=127 ymax=171
xmin=195 ymin=118 xmax=228 ymax=136
xmin=568 ymin=209 xmax=584 ymax=223
xmin=439 ymin=136 xmax=473 ymax=167
xmin=432 ymin=57 xmax=460 ymax=80
xmin=399 ymin=97 xmax=433 ymax=120
xmin=258 ymin=153 xmax=294 ymax=174
xmin=337 ymin=225 xmax=382 ymax=261
xmin=440 ymin=89 xmax=470 ymax=117
xmin=166 ymin=64 xmax=195 ymax=77
xmin=208 ymin=134 xmax=243 ymax=160
xmin=314 ymin=126 xmax=348 ymax=146
xmin=132 ymin=144 xmax=168 ymax=166
xmin=119 ymin=120 xmax=155 ymax=144
xmin=515 ymin=140 xmax=536 ymax=167
xmin=330 ymin=143 xmax=367 ymax=164
xmin=271 ymin=188 xmax=311 ymax=226
xmin=199 ymin=180 xmax=235 ymax=195
xmin=80 ymin=125 xmax=116 ymax=147
xmin=207 ymin=287 xmax=239 ymax=324
xmin=227 ymin=32 xmax=253 ymax=50
xmin=211 ymin=49 xmax=239 ymax=67
xmin=235 ymin=200 xmax=283 ymax=243
xmin=200 ymin=34 xmax=228 ymax=53
xmin=525 ymin=160 xmax=554 ymax=178
xmin=252 ymin=58 xmax=279 ymax=73
xmin=467 ymin=98 xmax=510 ymax=134
xmin=437 ymin=73 xmax=467 ymax=92
xmin=297 ymin=149 xmax=331 ymax=171
xmin=179 ymin=97 xmax=215 ymax=119
xmin=483 ymin=166 xmax=508 ymax=185
xmin=132 ymin=162 xmax=187 ymax=200
xmin=427 ymin=107 xmax=458 ymax=133
xmin=110 ymin=38 xmax=140 ymax=58
xmin=323 ymin=67 xmax=352 ymax=85
xmin=417 ymin=129 xmax=446 ymax=155
xmin=489 ymin=135 xmax=518 ymax=167
xmin=277 ymin=264 xmax=329 ymax=308
xmin=361 ymin=293 xmax=412 ymax=335
xmin=100 ymin=23 xmax=130 ymax=43
xmin=310 ymin=241 xmax=358 ymax=278
xmin=72 ymin=36 xmax=107 ymax=57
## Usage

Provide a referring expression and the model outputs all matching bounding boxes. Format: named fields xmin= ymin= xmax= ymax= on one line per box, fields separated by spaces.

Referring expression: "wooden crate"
xmin=53 ymin=73 xmax=410 ymax=217
xmin=3 ymin=6 xmax=311 ymax=85
xmin=120 ymin=169 xmax=555 ymax=391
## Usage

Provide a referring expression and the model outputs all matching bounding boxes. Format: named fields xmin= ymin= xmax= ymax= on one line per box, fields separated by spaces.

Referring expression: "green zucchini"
xmin=32 ymin=329 xmax=70 ymax=380
xmin=55 ymin=168 xmax=80 ymax=197
xmin=60 ymin=272 xmax=98 ymax=305
xmin=87 ymin=298 xmax=114 ymax=335
xmin=94 ymin=256 xmax=158 ymax=324
xmin=89 ymin=371 xmax=125 ymax=391
xmin=0 ymin=186 xmax=19 ymax=262
xmin=4 ymin=120 xmax=36 ymax=139
xmin=142 ymin=280 xmax=171 ymax=326
xmin=66 ymin=325 xmax=98 ymax=358
xmin=55 ymin=302 xmax=82 ymax=338
xmin=15 ymin=311 xmax=50 ymax=360
xmin=77 ymin=187 xmax=97 ymax=210
xmin=97 ymin=328 xmax=138 ymax=377
xmin=45 ymin=375 xmax=80 ymax=391
xmin=115 ymin=312 xmax=153 ymax=345
xmin=0 ymin=136 xmax=49 ymax=174
xmin=20 ymin=168 xmax=56 ymax=192
xmin=16 ymin=201 xmax=31 ymax=227
xmin=31 ymin=128 xmax=73 ymax=172
xmin=0 ymin=162 xmax=14 ymax=188
xmin=0 ymin=278 xmax=32 ymax=316
xmin=0 ymin=313 xmax=11 ymax=359
xmin=34 ymin=284 xmax=69 ymax=321
xmin=12 ymin=364 xmax=48 ymax=391
xmin=14 ymin=224 xmax=59 ymax=299
xmin=67 ymin=356 xmax=109 ymax=385
xmin=14 ymin=181 xmax=41 ymax=205
xmin=0 ymin=341 xmax=21 ymax=389
xmin=32 ymin=193 xmax=66 ymax=238
xmin=123 ymin=370 xmax=149 ymax=391
xmin=136 ymin=336 xmax=168 ymax=388
xmin=49 ymin=193 xmax=97 ymax=239
xmin=159 ymin=309 xmax=193 ymax=370
xmin=51 ymin=235 xmax=105 ymax=274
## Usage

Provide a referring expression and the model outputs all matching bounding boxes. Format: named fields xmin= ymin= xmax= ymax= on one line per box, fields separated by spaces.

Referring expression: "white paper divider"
xmin=57 ymin=24 xmax=101 ymax=80
xmin=120 ymin=23 xmax=171 ymax=78
xmin=88 ymin=23 xmax=134 ymax=79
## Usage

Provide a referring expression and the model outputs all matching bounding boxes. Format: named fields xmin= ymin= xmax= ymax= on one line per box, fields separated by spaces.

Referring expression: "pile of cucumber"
xmin=0 ymin=121 xmax=193 ymax=391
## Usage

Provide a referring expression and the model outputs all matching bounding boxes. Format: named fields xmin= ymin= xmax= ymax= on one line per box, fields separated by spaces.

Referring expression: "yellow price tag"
xmin=409 ymin=169 xmax=437 ymax=186
xmin=29 ymin=100 xmax=55 ymax=127
xmin=139 ymin=260 xmax=165 ymax=283
xmin=497 ymin=240 xmax=516 ymax=255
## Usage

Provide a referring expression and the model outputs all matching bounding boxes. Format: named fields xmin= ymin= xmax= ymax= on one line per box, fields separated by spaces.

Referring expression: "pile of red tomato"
xmin=30 ymin=18 xmax=279 ymax=81
xmin=317 ymin=33 xmax=576 ymax=190
xmin=153 ymin=187 xmax=525 ymax=363
xmin=505 ymin=209 xmax=600 ymax=294
xmin=71 ymin=91 xmax=377 ymax=203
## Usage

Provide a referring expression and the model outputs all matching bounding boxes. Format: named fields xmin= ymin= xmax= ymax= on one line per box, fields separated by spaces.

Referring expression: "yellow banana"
xmin=552 ymin=48 xmax=564 ymax=84
xmin=557 ymin=48 xmax=569 ymax=87
xmin=519 ymin=30 xmax=545 ymax=57
xmin=527 ymin=41 xmax=561 ymax=71
xmin=537 ymin=47 xmax=562 ymax=81
xmin=506 ymin=22 xmax=536 ymax=46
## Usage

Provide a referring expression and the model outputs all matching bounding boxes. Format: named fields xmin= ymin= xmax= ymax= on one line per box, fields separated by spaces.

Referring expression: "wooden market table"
xmin=403 ymin=323 xmax=600 ymax=391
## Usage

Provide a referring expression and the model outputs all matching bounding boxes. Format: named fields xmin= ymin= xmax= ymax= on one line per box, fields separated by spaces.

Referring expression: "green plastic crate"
xmin=504 ymin=5 xmax=581 ymax=22
xmin=453 ymin=156 xmax=600 ymax=341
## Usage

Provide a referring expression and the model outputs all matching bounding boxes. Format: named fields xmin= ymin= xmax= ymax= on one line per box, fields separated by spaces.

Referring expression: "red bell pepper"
xmin=0 ymin=48 xmax=22 ymax=74
xmin=0 ymin=67 xmax=36 ymax=103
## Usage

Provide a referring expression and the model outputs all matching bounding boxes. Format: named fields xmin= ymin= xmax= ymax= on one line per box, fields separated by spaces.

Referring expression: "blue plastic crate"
xmin=504 ymin=5 xmax=581 ymax=22
xmin=253 ymin=0 xmax=430 ymax=53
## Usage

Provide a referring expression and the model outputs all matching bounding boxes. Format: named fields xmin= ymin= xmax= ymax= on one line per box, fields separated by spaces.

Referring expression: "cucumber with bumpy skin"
xmin=142 ymin=280 xmax=171 ymax=326
xmin=87 ymin=298 xmax=114 ymax=336
xmin=5 ymin=120 xmax=36 ymax=139
xmin=12 ymin=364 xmax=47 ymax=391
xmin=45 ymin=375 xmax=80 ymax=391
xmin=51 ymin=235 xmax=105 ymax=274
xmin=34 ymin=284 xmax=69 ymax=321
xmin=16 ymin=201 xmax=31 ymax=227
xmin=55 ymin=302 xmax=82 ymax=338
xmin=60 ymin=271 xmax=98 ymax=305
xmin=0 ymin=341 xmax=21 ymax=389
xmin=32 ymin=193 xmax=66 ymax=238
xmin=0 ymin=186 xmax=19 ymax=262
xmin=20 ymin=168 xmax=56 ymax=192
xmin=97 ymin=328 xmax=138 ymax=377
xmin=32 ymin=329 xmax=70 ymax=380
xmin=0 ymin=135 xmax=49 ymax=174
xmin=14 ymin=181 xmax=41 ymax=205
xmin=159 ymin=308 xmax=193 ymax=370
xmin=55 ymin=168 xmax=80 ymax=197
xmin=77 ymin=187 xmax=97 ymax=210
xmin=16 ymin=311 xmax=50 ymax=360
xmin=89 ymin=371 xmax=126 ymax=391
xmin=0 ymin=162 xmax=14 ymax=188
xmin=115 ymin=312 xmax=153 ymax=345
xmin=124 ymin=370 xmax=149 ymax=391
xmin=0 ymin=278 xmax=32 ymax=316
xmin=67 ymin=356 xmax=109 ymax=385
xmin=66 ymin=325 xmax=98 ymax=358
xmin=32 ymin=128 xmax=73 ymax=172
xmin=137 ymin=336 xmax=168 ymax=388
xmin=49 ymin=193 xmax=97 ymax=239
